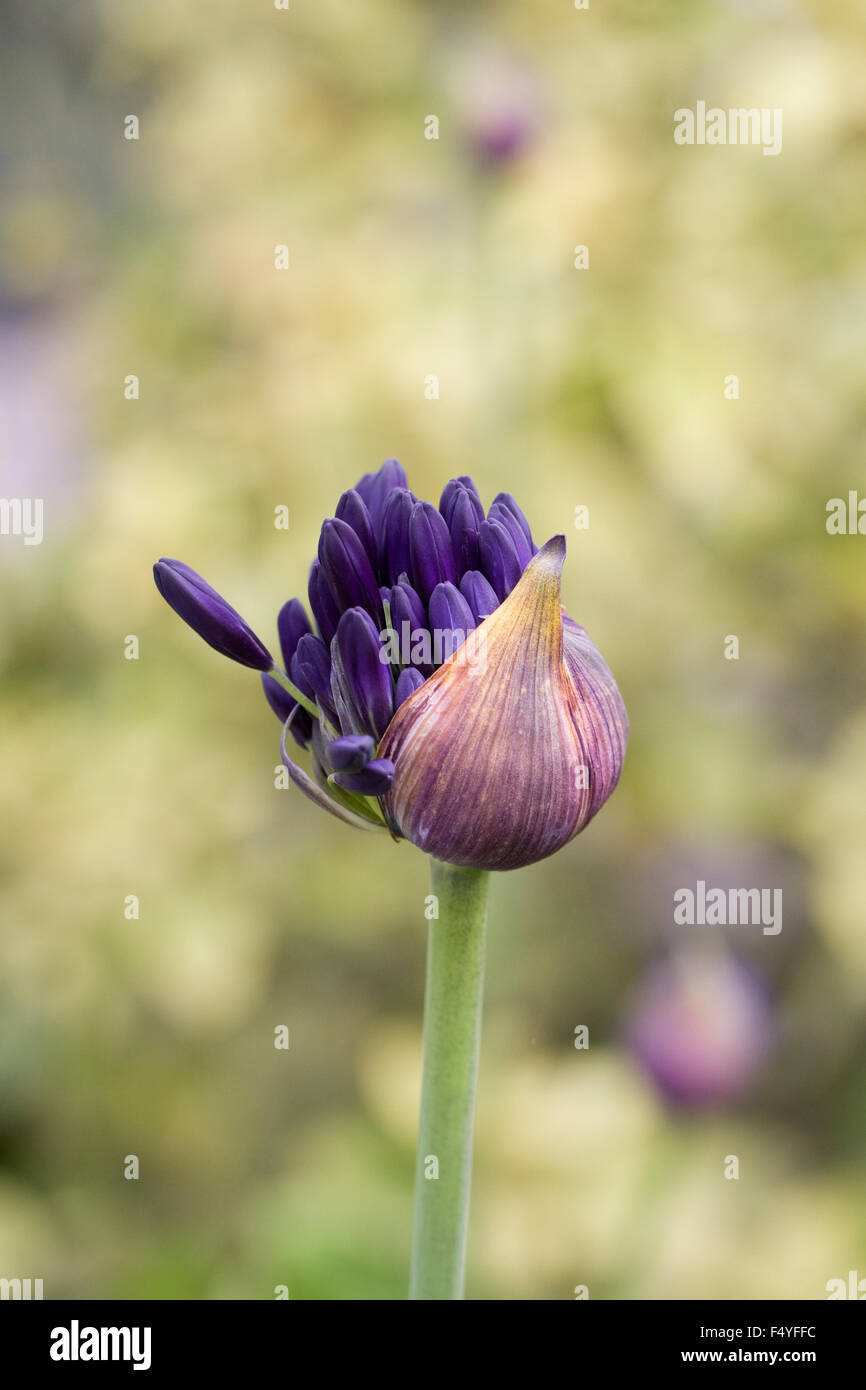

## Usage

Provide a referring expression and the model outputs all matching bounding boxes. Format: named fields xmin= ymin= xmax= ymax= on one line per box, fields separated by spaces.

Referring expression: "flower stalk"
xmin=410 ymin=858 xmax=489 ymax=1300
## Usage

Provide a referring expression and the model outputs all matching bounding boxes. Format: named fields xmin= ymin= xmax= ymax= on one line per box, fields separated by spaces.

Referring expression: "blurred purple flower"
xmin=626 ymin=950 xmax=772 ymax=1108
xmin=456 ymin=52 xmax=543 ymax=168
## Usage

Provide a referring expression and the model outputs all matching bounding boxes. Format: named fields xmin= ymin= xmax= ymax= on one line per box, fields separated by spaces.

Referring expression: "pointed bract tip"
xmin=532 ymin=534 xmax=566 ymax=573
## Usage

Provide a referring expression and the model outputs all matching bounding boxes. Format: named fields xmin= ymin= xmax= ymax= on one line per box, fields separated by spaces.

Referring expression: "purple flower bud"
xmin=261 ymin=673 xmax=313 ymax=747
xmin=449 ymin=489 xmax=482 ymax=573
xmin=318 ymin=517 xmax=383 ymax=624
xmin=439 ymin=477 xmax=485 ymax=529
xmin=360 ymin=458 xmax=409 ymax=531
xmin=409 ymin=500 xmax=457 ymax=602
xmin=490 ymin=492 xmax=535 ymax=552
xmin=379 ymin=537 xmax=628 ymax=870
xmin=335 ymin=489 xmax=377 ymax=569
xmin=276 ymin=598 xmax=312 ymax=671
xmin=387 ymin=579 xmax=427 ymax=632
xmin=488 ymin=499 xmax=533 ymax=568
xmin=293 ymin=633 xmax=338 ymax=726
xmin=626 ymin=952 xmax=771 ymax=1108
xmin=478 ymin=518 xmax=523 ymax=598
xmin=326 ymin=734 xmax=376 ymax=773
xmin=380 ymin=487 xmax=416 ymax=585
xmin=332 ymin=758 xmax=395 ymax=796
xmin=387 ymin=579 xmax=432 ymax=677
xmin=459 ymin=570 xmax=500 ymax=624
xmin=395 ymin=666 xmax=425 ymax=707
xmin=154 ymin=559 xmax=273 ymax=671
xmin=330 ymin=607 xmax=395 ymax=740
xmin=308 ymin=560 xmax=341 ymax=646
xmin=428 ymin=581 xmax=476 ymax=660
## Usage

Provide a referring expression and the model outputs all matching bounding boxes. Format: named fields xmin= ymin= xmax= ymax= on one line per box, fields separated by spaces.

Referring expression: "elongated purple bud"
xmin=364 ymin=458 xmax=409 ymax=530
xmin=488 ymin=500 xmax=532 ymax=568
xmin=387 ymin=579 xmax=432 ymax=677
xmin=387 ymin=579 xmax=427 ymax=632
xmin=428 ymin=581 xmax=476 ymax=660
xmin=154 ymin=559 xmax=273 ymax=671
xmin=380 ymin=488 xmax=416 ymax=585
xmin=409 ymin=500 xmax=457 ymax=602
xmin=293 ymin=633 xmax=338 ymax=725
xmin=459 ymin=569 xmax=500 ymax=623
xmin=449 ymin=489 xmax=482 ymax=573
xmin=276 ymin=598 xmax=312 ymax=671
xmin=318 ymin=517 xmax=382 ymax=624
xmin=478 ymin=518 xmax=523 ymax=598
xmin=326 ymin=734 xmax=376 ymax=772
xmin=395 ymin=666 xmax=425 ymax=706
xmin=330 ymin=607 xmax=395 ymax=740
xmin=332 ymin=758 xmax=395 ymax=796
xmin=379 ymin=536 xmax=628 ymax=870
xmin=439 ymin=477 xmax=485 ymax=529
xmin=335 ymin=489 xmax=377 ymax=569
xmin=490 ymin=492 xmax=535 ymax=552
xmin=308 ymin=560 xmax=341 ymax=645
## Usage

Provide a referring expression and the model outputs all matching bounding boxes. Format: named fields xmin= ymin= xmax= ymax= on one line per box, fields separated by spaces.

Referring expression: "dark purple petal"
xmin=380 ymin=487 xmax=415 ymax=584
xmin=335 ymin=489 xmax=377 ymax=568
xmin=478 ymin=518 xmax=523 ymax=598
xmin=409 ymin=500 xmax=457 ymax=602
xmin=276 ymin=597 xmax=312 ymax=672
xmin=318 ymin=517 xmax=383 ymax=623
xmin=332 ymin=757 xmax=395 ymax=796
xmin=448 ymin=488 xmax=482 ymax=574
xmin=330 ymin=607 xmax=395 ymax=740
xmin=261 ymin=673 xmax=313 ymax=747
xmin=488 ymin=499 xmax=533 ymax=568
xmin=326 ymin=734 xmax=376 ymax=773
xmin=293 ymin=633 xmax=338 ymax=725
xmin=428 ymin=582 xmax=476 ymax=662
xmin=154 ymin=558 xmax=273 ymax=671
xmin=308 ymin=560 xmax=341 ymax=646
xmin=395 ymin=666 xmax=425 ymax=707
xmin=459 ymin=570 xmax=500 ymax=623
xmin=490 ymin=492 xmax=535 ymax=551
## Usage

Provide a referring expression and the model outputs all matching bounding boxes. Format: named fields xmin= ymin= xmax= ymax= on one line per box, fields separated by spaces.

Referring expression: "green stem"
xmin=410 ymin=858 xmax=489 ymax=1300
xmin=266 ymin=665 xmax=321 ymax=722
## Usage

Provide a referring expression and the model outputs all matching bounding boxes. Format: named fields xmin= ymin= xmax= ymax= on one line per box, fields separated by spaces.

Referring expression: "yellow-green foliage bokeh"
xmin=0 ymin=0 xmax=864 ymax=1299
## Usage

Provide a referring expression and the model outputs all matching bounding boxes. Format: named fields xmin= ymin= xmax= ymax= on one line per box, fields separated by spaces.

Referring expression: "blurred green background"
xmin=1 ymin=0 xmax=865 ymax=1300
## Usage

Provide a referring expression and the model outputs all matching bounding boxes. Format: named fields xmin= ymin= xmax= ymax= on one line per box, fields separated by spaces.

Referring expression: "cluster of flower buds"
xmin=154 ymin=460 xmax=628 ymax=870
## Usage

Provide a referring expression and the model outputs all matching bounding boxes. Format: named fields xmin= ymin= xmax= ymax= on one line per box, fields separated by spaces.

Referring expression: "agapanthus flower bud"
xmin=380 ymin=488 xmax=416 ymax=585
xmin=378 ymin=536 xmax=627 ymax=870
xmin=155 ymin=459 xmax=627 ymax=860
xmin=409 ymin=501 xmax=457 ymax=602
xmin=153 ymin=558 xmax=273 ymax=670
xmin=330 ymin=607 xmax=394 ymax=740
xmin=477 ymin=517 xmax=523 ymax=598
xmin=459 ymin=569 xmax=499 ymax=624
xmin=318 ymin=518 xmax=382 ymax=623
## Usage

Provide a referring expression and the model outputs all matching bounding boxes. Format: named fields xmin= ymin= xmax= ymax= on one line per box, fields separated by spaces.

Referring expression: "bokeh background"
xmin=1 ymin=0 xmax=865 ymax=1300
